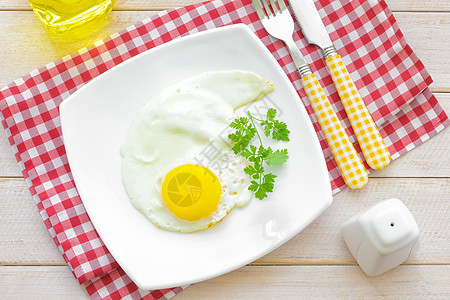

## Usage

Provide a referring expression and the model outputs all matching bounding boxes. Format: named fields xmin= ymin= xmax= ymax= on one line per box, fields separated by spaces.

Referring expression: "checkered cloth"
xmin=0 ymin=0 xmax=448 ymax=298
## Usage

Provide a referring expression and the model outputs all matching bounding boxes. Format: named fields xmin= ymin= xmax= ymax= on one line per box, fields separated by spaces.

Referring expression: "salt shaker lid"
xmin=359 ymin=198 xmax=419 ymax=255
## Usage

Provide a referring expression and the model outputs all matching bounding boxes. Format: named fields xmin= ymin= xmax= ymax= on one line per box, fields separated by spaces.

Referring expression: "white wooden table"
xmin=1 ymin=0 xmax=449 ymax=298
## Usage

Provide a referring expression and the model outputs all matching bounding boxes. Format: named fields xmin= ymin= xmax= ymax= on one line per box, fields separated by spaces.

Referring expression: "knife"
xmin=289 ymin=0 xmax=391 ymax=170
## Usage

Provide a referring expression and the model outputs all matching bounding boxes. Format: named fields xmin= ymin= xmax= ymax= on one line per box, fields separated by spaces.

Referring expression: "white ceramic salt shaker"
xmin=342 ymin=198 xmax=419 ymax=276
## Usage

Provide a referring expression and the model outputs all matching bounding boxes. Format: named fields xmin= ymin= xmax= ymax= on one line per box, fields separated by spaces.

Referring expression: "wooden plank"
xmin=0 ymin=128 xmax=22 ymax=177
xmin=1 ymin=265 xmax=449 ymax=299
xmin=0 ymin=0 xmax=449 ymax=12
xmin=371 ymin=124 xmax=450 ymax=178
xmin=177 ymin=265 xmax=450 ymax=299
xmin=1 ymin=93 xmax=447 ymax=178
xmin=386 ymin=0 xmax=450 ymax=12
xmin=0 ymin=12 xmax=449 ymax=90
xmin=395 ymin=12 xmax=450 ymax=93
xmin=0 ymin=178 xmax=64 ymax=265
xmin=1 ymin=178 xmax=448 ymax=265
xmin=0 ymin=266 xmax=89 ymax=299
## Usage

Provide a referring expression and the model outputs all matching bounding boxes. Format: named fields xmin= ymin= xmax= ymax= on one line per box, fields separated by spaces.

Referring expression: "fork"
xmin=252 ymin=0 xmax=368 ymax=189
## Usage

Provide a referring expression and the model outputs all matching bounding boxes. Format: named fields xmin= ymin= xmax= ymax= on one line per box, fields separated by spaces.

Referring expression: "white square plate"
xmin=60 ymin=24 xmax=332 ymax=290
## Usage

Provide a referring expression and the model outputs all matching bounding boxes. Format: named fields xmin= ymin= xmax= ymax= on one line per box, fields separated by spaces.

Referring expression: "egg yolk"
xmin=161 ymin=164 xmax=222 ymax=222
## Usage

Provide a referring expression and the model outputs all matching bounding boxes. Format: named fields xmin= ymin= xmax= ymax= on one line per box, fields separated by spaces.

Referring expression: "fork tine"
xmin=251 ymin=0 xmax=266 ymax=19
xmin=261 ymin=0 xmax=273 ymax=17
xmin=277 ymin=0 xmax=287 ymax=11
xmin=268 ymin=0 xmax=278 ymax=13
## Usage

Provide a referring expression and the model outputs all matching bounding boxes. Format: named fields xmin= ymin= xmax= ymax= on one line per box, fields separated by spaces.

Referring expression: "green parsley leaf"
xmin=266 ymin=149 xmax=289 ymax=165
xmin=261 ymin=109 xmax=276 ymax=137
xmin=241 ymin=148 xmax=253 ymax=159
xmin=254 ymin=186 xmax=266 ymax=200
xmin=267 ymin=108 xmax=277 ymax=121
xmin=261 ymin=120 xmax=273 ymax=137
xmin=248 ymin=180 xmax=259 ymax=192
xmin=272 ymin=120 xmax=290 ymax=141
xmin=258 ymin=145 xmax=273 ymax=160
xmin=243 ymin=165 xmax=258 ymax=176
xmin=254 ymin=173 xmax=277 ymax=200
xmin=228 ymin=117 xmax=256 ymax=154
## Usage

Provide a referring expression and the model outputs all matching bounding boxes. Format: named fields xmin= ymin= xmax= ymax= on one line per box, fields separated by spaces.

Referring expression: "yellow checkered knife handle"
xmin=300 ymin=74 xmax=368 ymax=189
xmin=326 ymin=54 xmax=391 ymax=170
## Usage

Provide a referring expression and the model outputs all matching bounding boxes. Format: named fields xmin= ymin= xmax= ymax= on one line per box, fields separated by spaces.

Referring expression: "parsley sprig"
xmin=228 ymin=108 xmax=290 ymax=200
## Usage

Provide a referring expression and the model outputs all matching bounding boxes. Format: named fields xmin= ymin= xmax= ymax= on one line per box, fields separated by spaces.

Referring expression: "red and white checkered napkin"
xmin=0 ymin=0 xmax=448 ymax=298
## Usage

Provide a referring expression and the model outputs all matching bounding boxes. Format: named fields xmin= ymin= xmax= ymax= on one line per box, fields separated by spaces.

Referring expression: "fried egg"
xmin=120 ymin=71 xmax=274 ymax=233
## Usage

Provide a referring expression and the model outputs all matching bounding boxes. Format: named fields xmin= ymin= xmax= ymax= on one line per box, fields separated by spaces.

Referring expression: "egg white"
xmin=121 ymin=71 xmax=274 ymax=232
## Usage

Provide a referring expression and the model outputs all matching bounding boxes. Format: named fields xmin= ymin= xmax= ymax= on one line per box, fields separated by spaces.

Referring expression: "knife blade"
xmin=288 ymin=0 xmax=391 ymax=170
xmin=289 ymin=0 xmax=333 ymax=51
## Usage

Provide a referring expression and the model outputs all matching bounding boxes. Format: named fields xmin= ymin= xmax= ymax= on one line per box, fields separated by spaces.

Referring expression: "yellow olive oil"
xmin=28 ymin=0 xmax=114 ymax=33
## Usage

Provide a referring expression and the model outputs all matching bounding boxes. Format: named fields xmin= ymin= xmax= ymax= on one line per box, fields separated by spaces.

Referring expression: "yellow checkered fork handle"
xmin=301 ymin=74 xmax=368 ymax=189
xmin=326 ymin=54 xmax=391 ymax=170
